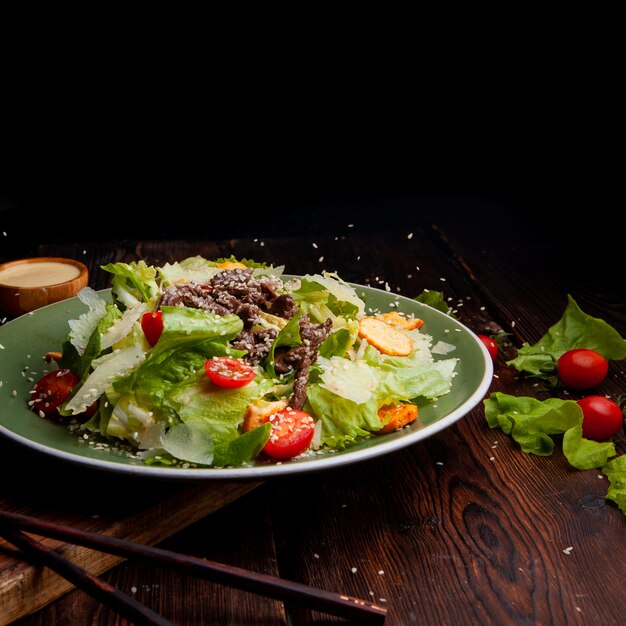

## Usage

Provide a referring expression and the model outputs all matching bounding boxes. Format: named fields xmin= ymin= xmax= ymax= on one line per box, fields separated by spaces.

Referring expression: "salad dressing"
xmin=0 ymin=262 xmax=82 ymax=287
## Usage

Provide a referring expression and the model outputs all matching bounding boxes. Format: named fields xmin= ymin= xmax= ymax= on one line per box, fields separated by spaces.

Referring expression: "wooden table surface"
xmin=1 ymin=200 xmax=624 ymax=626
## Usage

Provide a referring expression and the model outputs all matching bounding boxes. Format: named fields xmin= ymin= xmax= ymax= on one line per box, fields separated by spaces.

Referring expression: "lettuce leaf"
xmin=308 ymin=339 xmax=457 ymax=448
xmin=562 ymin=423 xmax=616 ymax=470
xmin=67 ymin=287 xmax=108 ymax=355
xmin=484 ymin=392 xmax=617 ymax=467
xmin=292 ymin=274 xmax=364 ymax=324
xmin=507 ymin=295 xmax=626 ymax=378
xmin=306 ymin=385 xmax=381 ymax=448
xmin=158 ymin=256 xmax=221 ymax=286
xmin=602 ymin=455 xmax=626 ymax=514
xmin=101 ymin=261 xmax=158 ymax=309
xmin=114 ymin=307 xmax=244 ymax=419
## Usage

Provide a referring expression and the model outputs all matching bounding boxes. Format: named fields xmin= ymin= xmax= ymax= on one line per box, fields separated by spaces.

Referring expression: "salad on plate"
xmin=29 ymin=257 xmax=459 ymax=468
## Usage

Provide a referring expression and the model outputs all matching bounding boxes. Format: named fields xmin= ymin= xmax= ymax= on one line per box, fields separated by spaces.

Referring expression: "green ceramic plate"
xmin=0 ymin=284 xmax=492 ymax=480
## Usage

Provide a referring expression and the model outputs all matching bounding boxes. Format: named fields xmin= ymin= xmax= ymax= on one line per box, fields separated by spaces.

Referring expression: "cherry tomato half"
xmin=31 ymin=369 xmax=79 ymax=416
xmin=557 ymin=349 xmax=608 ymax=390
xmin=141 ymin=311 xmax=163 ymax=346
xmin=204 ymin=356 xmax=256 ymax=389
xmin=477 ymin=334 xmax=498 ymax=363
xmin=262 ymin=408 xmax=316 ymax=460
xmin=577 ymin=395 xmax=624 ymax=441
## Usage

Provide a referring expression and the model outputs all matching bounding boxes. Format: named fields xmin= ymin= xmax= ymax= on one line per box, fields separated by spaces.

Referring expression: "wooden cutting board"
xmin=0 ymin=443 xmax=260 ymax=625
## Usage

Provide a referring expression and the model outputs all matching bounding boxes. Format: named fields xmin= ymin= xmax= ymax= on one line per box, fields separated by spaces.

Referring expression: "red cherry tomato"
xmin=577 ymin=395 xmax=624 ymax=441
xmin=262 ymin=408 xmax=316 ymax=460
xmin=557 ymin=349 xmax=608 ymax=389
xmin=204 ymin=357 xmax=256 ymax=389
xmin=141 ymin=311 xmax=163 ymax=346
xmin=31 ymin=369 xmax=79 ymax=416
xmin=477 ymin=334 xmax=498 ymax=363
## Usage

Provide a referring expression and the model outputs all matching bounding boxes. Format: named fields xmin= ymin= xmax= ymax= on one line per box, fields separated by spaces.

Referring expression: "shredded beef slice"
xmin=274 ymin=315 xmax=333 ymax=410
xmin=159 ymin=270 xmax=289 ymax=364
xmin=269 ymin=294 xmax=297 ymax=319
xmin=159 ymin=270 xmax=332 ymax=405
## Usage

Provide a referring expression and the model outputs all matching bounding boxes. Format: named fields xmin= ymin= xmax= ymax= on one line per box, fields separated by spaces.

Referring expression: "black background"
xmin=1 ymin=77 xmax=621 ymax=268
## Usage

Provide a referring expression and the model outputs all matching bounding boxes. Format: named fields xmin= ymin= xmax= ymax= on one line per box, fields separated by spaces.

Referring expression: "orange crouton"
xmin=217 ymin=261 xmax=247 ymax=269
xmin=358 ymin=317 xmax=412 ymax=356
xmin=377 ymin=403 xmax=418 ymax=434
xmin=242 ymin=399 xmax=288 ymax=432
xmin=376 ymin=311 xmax=424 ymax=331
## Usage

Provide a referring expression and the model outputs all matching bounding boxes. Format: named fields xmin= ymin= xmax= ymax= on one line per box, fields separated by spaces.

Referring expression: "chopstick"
xmin=0 ymin=527 xmax=172 ymax=626
xmin=0 ymin=510 xmax=387 ymax=625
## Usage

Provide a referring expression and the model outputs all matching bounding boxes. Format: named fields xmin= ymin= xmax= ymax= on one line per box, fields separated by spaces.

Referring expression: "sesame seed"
xmin=351 ymin=567 xmax=358 ymax=573
xmin=318 ymin=256 xmax=324 ymax=262
xmin=131 ymin=586 xmax=138 ymax=593
xmin=407 ymin=232 xmax=413 ymax=239
xmin=312 ymin=243 xmax=318 ymax=248
xmin=378 ymin=570 xmax=385 ymax=575
xmin=440 ymin=277 xmax=446 ymax=282
xmin=562 ymin=546 xmax=574 ymax=555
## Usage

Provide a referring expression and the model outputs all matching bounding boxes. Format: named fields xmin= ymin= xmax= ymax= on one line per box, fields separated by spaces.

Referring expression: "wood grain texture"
xmin=0 ymin=452 xmax=260 ymax=626
xmin=4 ymin=215 xmax=624 ymax=625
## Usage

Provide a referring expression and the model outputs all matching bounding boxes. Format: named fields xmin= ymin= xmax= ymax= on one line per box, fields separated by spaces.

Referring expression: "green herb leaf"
xmin=507 ymin=295 xmax=626 ymax=378
xmin=413 ymin=290 xmax=457 ymax=318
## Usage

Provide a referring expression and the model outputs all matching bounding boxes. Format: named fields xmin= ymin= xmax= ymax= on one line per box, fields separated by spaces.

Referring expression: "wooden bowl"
xmin=0 ymin=257 xmax=89 ymax=318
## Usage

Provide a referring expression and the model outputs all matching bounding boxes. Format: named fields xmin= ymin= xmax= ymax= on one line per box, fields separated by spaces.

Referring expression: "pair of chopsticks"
xmin=0 ymin=510 xmax=387 ymax=626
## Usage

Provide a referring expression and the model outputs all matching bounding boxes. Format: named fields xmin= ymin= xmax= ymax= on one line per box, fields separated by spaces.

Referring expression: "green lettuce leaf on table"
xmin=602 ymin=456 xmax=626 ymax=515
xmin=484 ymin=392 xmax=616 ymax=468
xmin=507 ymin=295 xmax=626 ymax=378
xmin=484 ymin=392 xmax=624 ymax=513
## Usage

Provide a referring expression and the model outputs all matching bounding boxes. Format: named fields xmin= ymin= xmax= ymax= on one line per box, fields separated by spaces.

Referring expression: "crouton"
xmin=43 ymin=351 xmax=62 ymax=363
xmin=242 ymin=399 xmax=288 ymax=432
xmin=377 ymin=403 xmax=418 ymax=434
xmin=358 ymin=317 xmax=412 ymax=356
xmin=217 ymin=261 xmax=247 ymax=269
xmin=376 ymin=311 xmax=424 ymax=331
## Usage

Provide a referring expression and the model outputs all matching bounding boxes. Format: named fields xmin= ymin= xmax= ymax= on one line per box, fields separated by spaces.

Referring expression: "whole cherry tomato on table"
xmin=477 ymin=334 xmax=498 ymax=363
xmin=557 ymin=349 xmax=608 ymax=389
xmin=204 ymin=357 xmax=256 ymax=389
xmin=577 ymin=395 xmax=624 ymax=441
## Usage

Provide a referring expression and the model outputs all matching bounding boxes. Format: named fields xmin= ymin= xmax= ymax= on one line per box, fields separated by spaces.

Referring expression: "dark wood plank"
xmin=13 ymin=487 xmax=287 ymax=626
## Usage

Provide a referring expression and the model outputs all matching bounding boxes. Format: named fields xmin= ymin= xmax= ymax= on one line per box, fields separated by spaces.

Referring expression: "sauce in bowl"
xmin=0 ymin=261 xmax=83 ymax=287
xmin=0 ymin=257 xmax=89 ymax=317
